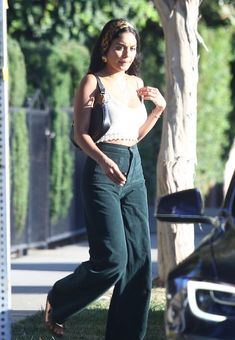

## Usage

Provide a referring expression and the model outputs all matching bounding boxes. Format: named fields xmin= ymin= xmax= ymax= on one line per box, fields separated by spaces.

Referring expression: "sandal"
xmin=44 ymin=293 xmax=64 ymax=337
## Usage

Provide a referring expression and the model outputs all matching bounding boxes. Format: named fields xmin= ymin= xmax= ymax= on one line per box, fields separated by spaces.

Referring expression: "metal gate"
xmin=10 ymin=99 xmax=86 ymax=252
xmin=27 ymin=105 xmax=51 ymax=245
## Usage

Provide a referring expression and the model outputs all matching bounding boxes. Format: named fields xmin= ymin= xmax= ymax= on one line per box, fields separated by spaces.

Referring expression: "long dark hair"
xmin=88 ymin=19 xmax=141 ymax=76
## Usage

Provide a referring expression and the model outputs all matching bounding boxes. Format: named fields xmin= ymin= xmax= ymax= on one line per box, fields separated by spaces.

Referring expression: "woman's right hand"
xmin=98 ymin=156 xmax=126 ymax=186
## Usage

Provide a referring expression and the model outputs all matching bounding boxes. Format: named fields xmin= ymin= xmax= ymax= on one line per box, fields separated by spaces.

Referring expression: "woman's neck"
xmin=99 ymin=68 xmax=127 ymax=80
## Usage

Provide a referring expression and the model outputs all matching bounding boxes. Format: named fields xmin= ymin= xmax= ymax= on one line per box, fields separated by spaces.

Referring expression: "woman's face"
xmin=105 ymin=32 xmax=137 ymax=73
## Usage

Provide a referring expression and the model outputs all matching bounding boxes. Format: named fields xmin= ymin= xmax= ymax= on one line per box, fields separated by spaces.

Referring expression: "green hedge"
xmin=227 ymin=32 xmax=235 ymax=154
xmin=9 ymin=37 xmax=90 ymax=229
xmin=8 ymin=37 xmax=29 ymax=235
xmin=47 ymin=42 xmax=89 ymax=224
xmin=11 ymin=110 xmax=29 ymax=234
xmin=22 ymin=41 xmax=89 ymax=224
xmin=196 ymin=24 xmax=232 ymax=197
xmin=8 ymin=37 xmax=27 ymax=107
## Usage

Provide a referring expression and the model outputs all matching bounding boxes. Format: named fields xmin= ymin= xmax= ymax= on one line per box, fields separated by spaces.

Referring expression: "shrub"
xmin=196 ymin=25 xmax=232 ymax=197
xmin=8 ymin=37 xmax=27 ymax=107
xmin=47 ymin=42 xmax=89 ymax=224
xmin=11 ymin=110 xmax=29 ymax=234
xmin=8 ymin=37 xmax=29 ymax=235
xmin=19 ymin=40 xmax=89 ymax=225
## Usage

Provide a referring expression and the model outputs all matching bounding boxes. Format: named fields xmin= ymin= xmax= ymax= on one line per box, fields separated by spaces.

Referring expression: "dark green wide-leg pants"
xmin=49 ymin=143 xmax=152 ymax=340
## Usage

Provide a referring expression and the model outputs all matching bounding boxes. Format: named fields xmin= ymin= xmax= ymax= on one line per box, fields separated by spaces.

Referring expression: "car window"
xmin=223 ymin=172 xmax=235 ymax=220
xmin=231 ymin=189 xmax=235 ymax=219
xmin=232 ymin=196 xmax=235 ymax=218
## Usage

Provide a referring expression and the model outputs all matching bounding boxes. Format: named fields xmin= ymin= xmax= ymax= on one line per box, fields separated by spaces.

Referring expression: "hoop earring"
xmin=102 ymin=56 xmax=107 ymax=63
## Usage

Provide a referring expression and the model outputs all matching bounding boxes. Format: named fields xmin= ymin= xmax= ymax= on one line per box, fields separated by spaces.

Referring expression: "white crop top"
xmin=97 ymin=92 xmax=147 ymax=143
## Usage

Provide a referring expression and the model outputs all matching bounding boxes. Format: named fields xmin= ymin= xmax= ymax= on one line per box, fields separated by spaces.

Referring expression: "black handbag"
xmin=70 ymin=75 xmax=111 ymax=148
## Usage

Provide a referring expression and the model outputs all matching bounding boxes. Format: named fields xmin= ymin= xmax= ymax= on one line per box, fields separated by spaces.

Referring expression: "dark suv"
xmin=156 ymin=171 xmax=235 ymax=340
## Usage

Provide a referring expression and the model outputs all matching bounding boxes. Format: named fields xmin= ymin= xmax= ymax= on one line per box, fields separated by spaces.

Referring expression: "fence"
xmin=10 ymin=92 xmax=86 ymax=253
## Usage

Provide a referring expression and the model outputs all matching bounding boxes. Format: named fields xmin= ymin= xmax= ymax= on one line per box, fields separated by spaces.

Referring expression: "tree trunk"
xmin=155 ymin=0 xmax=200 ymax=282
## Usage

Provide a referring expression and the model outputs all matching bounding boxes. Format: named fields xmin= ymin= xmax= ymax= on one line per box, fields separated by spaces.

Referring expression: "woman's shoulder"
xmin=127 ymin=74 xmax=144 ymax=89
xmin=80 ymin=73 xmax=98 ymax=88
xmin=75 ymin=73 xmax=99 ymax=96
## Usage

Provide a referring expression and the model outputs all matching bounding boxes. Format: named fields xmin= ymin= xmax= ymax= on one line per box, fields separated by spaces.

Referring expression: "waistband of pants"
xmin=96 ymin=142 xmax=138 ymax=153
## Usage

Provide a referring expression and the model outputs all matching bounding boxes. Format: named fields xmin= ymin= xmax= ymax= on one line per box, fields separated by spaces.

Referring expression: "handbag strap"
xmin=94 ymin=74 xmax=105 ymax=95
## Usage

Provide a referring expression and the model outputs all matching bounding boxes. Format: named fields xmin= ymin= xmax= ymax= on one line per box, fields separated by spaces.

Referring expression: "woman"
xmin=45 ymin=18 xmax=166 ymax=339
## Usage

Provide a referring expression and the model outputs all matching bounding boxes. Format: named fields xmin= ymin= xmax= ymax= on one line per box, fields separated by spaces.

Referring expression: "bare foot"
xmin=44 ymin=294 xmax=64 ymax=337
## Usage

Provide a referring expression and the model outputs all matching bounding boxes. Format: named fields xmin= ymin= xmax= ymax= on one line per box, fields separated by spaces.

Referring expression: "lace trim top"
xmin=97 ymin=92 xmax=147 ymax=143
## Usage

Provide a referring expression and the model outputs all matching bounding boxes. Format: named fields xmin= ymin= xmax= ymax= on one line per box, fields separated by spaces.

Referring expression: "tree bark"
xmin=155 ymin=0 xmax=200 ymax=282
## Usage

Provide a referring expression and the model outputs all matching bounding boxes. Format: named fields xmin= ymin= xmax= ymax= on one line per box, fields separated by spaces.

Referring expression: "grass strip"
xmin=12 ymin=287 xmax=166 ymax=339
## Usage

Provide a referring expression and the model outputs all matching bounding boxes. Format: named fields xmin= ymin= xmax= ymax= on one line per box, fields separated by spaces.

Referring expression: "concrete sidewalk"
xmin=11 ymin=233 xmax=158 ymax=323
xmin=11 ymin=220 xmax=212 ymax=324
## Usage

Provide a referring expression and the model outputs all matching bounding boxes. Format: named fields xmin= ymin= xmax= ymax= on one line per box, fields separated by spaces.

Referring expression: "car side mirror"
xmin=156 ymin=188 xmax=216 ymax=225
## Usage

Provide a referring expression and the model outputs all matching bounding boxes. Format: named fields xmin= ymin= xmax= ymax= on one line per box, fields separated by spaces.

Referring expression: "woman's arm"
xmin=73 ymin=73 xmax=101 ymax=156
xmin=136 ymin=78 xmax=166 ymax=141
xmin=73 ymin=74 xmax=126 ymax=186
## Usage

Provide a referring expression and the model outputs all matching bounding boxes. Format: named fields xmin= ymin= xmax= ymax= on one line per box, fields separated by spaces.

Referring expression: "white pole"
xmin=0 ymin=0 xmax=11 ymax=339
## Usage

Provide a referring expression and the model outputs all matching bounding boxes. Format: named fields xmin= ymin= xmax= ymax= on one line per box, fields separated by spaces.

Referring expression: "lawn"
xmin=12 ymin=286 xmax=166 ymax=339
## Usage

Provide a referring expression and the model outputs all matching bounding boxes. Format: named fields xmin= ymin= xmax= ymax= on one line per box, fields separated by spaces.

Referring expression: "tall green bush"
xmin=8 ymin=38 xmax=27 ymax=106
xmin=196 ymin=25 xmax=232 ymax=196
xmin=8 ymin=1 xmax=158 ymax=47
xmin=20 ymin=40 xmax=89 ymax=224
xmin=11 ymin=110 xmax=29 ymax=234
xmin=226 ymin=32 xmax=235 ymax=154
xmin=47 ymin=42 xmax=89 ymax=225
xmin=8 ymin=37 xmax=29 ymax=235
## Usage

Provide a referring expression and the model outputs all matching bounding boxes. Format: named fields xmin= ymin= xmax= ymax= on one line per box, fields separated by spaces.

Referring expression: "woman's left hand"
xmin=137 ymin=86 xmax=166 ymax=113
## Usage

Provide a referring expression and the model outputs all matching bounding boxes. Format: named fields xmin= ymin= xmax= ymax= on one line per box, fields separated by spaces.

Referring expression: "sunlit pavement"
xmin=11 ymin=232 xmax=158 ymax=323
xmin=11 ymin=206 xmax=214 ymax=323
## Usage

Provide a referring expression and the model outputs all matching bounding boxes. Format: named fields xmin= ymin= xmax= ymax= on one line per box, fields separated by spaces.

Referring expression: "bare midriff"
xmin=103 ymin=139 xmax=137 ymax=147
